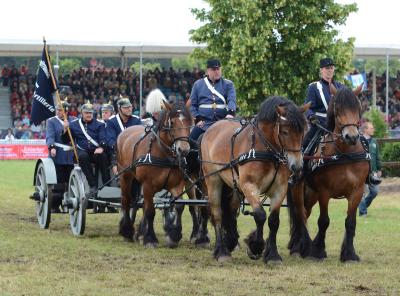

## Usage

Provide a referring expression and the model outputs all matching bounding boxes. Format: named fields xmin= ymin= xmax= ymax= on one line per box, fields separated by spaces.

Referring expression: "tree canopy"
xmin=190 ymin=0 xmax=357 ymax=115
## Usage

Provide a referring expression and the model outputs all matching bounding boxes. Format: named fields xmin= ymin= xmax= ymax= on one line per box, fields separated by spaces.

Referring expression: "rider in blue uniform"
xmin=46 ymin=99 xmax=75 ymax=212
xmin=62 ymin=102 xmax=110 ymax=193
xmin=303 ymin=57 xmax=343 ymax=154
xmin=189 ymin=58 xmax=237 ymax=142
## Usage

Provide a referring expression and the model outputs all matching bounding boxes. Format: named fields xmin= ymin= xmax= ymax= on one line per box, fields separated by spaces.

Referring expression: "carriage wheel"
xmin=67 ymin=168 xmax=87 ymax=236
xmin=34 ymin=162 xmax=53 ymax=229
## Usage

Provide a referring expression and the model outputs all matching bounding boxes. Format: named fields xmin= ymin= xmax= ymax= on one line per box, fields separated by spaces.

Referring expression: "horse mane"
xmin=156 ymin=100 xmax=192 ymax=130
xmin=327 ymin=87 xmax=361 ymax=131
xmin=145 ymin=88 xmax=168 ymax=114
xmin=257 ymin=96 xmax=307 ymax=133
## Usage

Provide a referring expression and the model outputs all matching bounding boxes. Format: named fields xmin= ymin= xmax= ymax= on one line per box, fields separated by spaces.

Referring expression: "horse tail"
xmin=145 ymin=88 xmax=168 ymax=114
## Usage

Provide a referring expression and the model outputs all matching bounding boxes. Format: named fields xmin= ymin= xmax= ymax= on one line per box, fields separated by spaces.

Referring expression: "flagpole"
xmin=43 ymin=37 xmax=80 ymax=165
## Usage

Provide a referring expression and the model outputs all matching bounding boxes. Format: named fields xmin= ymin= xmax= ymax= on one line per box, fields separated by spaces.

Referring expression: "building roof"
xmin=1 ymin=40 xmax=400 ymax=59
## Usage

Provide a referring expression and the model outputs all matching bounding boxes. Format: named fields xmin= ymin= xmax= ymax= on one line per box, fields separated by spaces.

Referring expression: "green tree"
xmin=190 ymin=0 xmax=357 ymax=115
xmin=171 ymin=56 xmax=206 ymax=70
xmin=58 ymin=58 xmax=83 ymax=76
xmin=130 ymin=62 xmax=162 ymax=73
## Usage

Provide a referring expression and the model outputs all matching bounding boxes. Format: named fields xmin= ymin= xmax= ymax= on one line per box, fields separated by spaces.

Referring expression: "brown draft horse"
xmin=117 ymin=100 xmax=192 ymax=247
xmin=288 ymin=86 xmax=369 ymax=262
xmin=201 ymin=96 xmax=309 ymax=263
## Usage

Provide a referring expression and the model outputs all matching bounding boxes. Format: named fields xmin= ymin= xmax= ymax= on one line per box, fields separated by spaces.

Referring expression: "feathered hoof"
xmin=217 ymin=255 xmax=231 ymax=263
xmin=165 ymin=235 xmax=179 ymax=249
xmin=144 ymin=242 xmax=158 ymax=248
xmin=247 ymin=247 xmax=261 ymax=260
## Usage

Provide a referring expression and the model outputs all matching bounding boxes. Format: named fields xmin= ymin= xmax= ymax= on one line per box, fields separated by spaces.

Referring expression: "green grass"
xmin=0 ymin=160 xmax=399 ymax=295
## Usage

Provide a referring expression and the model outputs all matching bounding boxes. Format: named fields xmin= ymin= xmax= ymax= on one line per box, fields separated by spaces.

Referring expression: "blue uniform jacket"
xmin=64 ymin=118 xmax=107 ymax=152
xmin=46 ymin=116 xmax=75 ymax=165
xmin=106 ymin=114 xmax=142 ymax=148
xmin=190 ymin=77 xmax=236 ymax=128
xmin=304 ymin=79 xmax=343 ymax=125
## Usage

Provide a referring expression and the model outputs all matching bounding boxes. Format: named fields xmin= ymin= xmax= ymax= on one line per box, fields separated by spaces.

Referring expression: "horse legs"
xmin=141 ymin=184 xmax=158 ymax=248
xmin=207 ymin=176 xmax=231 ymax=262
xmin=263 ymin=188 xmax=287 ymax=264
xmin=163 ymin=204 xmax=183 ymax=248
xmin=263 ymin=209 xmax=282 ymax=264
xmin=242 ymin=185 xmax=266 ymax=260
xmin=287 ymin=181 xmax=312 ymax=258
xmin=194 ymin=181 xmax=210 ymax=247
xmin=163 ymin=181 xmax=187 ymax=248
xmin=340 ymin=190 xmax=363 ymax=262
xmin=186 ymin=182 xmax=200 ymax=244
xmin=119 ymin=172 xmax=134 ymax=241
xmin=310 ymin=194 xmax=330 ymax=260
xmin=221 ymin=187 xmax=240 ymax=252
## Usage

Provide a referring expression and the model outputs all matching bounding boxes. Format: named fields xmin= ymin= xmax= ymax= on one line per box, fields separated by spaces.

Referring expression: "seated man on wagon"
xmin=99 ymin=101 xmax=114 ymax=123
xmin=106 ymin=97 xmax=142 ymax=175
xmin=46 ymin=99 xmax=75 ymax=212
xmin=62 ymin=102 xmax=110 ymax=194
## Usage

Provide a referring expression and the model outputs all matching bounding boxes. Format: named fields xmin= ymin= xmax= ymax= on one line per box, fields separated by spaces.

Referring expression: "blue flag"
xmin=345 ymin=72 xmax=368 ymax=91
xmin=31 ymin=45 xmax=57 ymax=125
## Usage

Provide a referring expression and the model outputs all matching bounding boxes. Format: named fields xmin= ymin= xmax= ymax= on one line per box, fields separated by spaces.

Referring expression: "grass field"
xmin=0 ymin=160 xmax=399 ymax=296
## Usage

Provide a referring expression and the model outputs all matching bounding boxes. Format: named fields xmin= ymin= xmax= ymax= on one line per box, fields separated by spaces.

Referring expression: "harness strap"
xmin=203 ymin=77 xmax=227 ymax=105
xmin=78 ymin=119 xmax=99 ymax=147
xmin=316 ymin=81 xmax=329 ymax=111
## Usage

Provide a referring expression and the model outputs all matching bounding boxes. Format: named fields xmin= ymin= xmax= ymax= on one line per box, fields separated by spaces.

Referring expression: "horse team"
xmin=116 ymin=86 xmax=369 ymax=264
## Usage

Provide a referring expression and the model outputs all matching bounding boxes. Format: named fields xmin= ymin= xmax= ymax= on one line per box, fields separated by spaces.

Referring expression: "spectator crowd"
xmin=0 ymin=64 xmax=205 ymax=139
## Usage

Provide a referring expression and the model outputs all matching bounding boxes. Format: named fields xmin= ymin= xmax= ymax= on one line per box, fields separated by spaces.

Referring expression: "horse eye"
xmin=281 ymin=130 xmax=289 ymax=136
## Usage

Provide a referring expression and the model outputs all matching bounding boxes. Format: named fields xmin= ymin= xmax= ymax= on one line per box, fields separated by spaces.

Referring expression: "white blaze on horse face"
xmin=286 ymin=151 xmax=303 ymax=173
xmin=342 ymin=125 xmax=360 ymax=145
xmin=179 ymin=113 xmax=185 ymax=125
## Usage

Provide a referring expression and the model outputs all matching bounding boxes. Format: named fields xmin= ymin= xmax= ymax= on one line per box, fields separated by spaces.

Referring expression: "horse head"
xmin=258 ymin=97 xmax=309 ymax=174
xmin=158 ymin=100 xmax=192 ymax=157
xmin=327 ymin=87 xmax=361 ymax=145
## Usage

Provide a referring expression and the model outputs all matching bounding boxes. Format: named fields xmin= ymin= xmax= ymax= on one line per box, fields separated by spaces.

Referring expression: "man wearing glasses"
xmin=303 ymin=57 xmax=344 ymax=154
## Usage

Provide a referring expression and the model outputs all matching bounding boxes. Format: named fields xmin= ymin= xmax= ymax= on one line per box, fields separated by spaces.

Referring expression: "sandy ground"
xmin=379 ymin=177 xmax=400 ymax=193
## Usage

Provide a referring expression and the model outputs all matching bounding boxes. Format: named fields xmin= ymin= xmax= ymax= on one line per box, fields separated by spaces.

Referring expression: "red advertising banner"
xmin=0 ymin=144 xmax=48 ymax=160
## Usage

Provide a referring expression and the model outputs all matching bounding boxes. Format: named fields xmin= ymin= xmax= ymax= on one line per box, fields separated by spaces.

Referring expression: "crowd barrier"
xmin=0 ymin=139 xmax=48 ymax=160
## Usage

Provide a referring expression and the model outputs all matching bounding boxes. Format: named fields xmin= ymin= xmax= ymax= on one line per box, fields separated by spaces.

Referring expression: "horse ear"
xmin=299 ymin=102 xmax=312 ymax=113
xmin=353 ymin=83 xmax=363 ymax=97
xmin=162 ymin=101 xmax=172 ymax=111
xmin=275 ymin=105 xmax=285 ymax=116
xmin=329 ymin=83 xmax=337 ymax=96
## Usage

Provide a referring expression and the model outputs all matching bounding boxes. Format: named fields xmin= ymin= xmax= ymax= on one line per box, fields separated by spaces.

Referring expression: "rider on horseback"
xmin=303 ymin=57 xmax=343 ymax=155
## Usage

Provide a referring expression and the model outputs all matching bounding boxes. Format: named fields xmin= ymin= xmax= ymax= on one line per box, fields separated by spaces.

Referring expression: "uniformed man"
xmin=303 ymin=57 xmax=344 ymax=154
xmin=100 ymin=101 xmax=114 ymax=123
xmin=189 ymin=58 xmax=237 ymax=143
xmin=62 ymin=102 xmax=110 ymax=193
xmin=46 ymin=99 xmax=75 ymax=212
xmin=106 ymin=97 xmax=142 ymax=175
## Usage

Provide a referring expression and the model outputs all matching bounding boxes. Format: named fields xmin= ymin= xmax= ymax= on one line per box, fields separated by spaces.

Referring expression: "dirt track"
xmin=379 ymin=177 xmax=400 ymax=193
